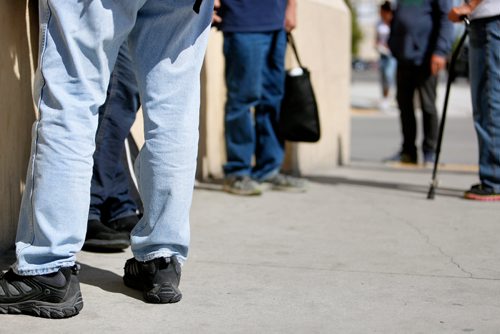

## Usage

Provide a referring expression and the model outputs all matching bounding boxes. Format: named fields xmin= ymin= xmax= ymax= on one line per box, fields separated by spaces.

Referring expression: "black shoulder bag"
xmin=279 ymin=33 xmax=320 ymax=143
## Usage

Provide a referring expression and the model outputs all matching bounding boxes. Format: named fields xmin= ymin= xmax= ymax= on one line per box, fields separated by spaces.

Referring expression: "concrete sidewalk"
xmin=2 ymin=73 xmax=499 ymax=333
xmin=1 ymin=159 xmax=500 ymax=333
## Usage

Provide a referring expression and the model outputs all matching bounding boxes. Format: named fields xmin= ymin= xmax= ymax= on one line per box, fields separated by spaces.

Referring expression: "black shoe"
xmin=123 ymin=256 xmax=182 ymax=304
xmin=464 ymin=183 xmax=500 ymax=201
xmin=0 ymin=265 xmax=83 ymax=318
xmin=384 ymin=151 xmax=418 ymax=164
xmin=83 ymin=219 xmax=130 ymax=251
xmin=105 ymin=215 xmax=140 ymax=233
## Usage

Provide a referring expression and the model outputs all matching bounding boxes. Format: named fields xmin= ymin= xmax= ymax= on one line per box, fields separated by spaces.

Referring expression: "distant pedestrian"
xmin=388 ymin=0 xmax=454 ymax=164
xmin=449 ymin=0 xmax=500 ymax=201
xmin=376 ymin=1 xmax=396 ymax=111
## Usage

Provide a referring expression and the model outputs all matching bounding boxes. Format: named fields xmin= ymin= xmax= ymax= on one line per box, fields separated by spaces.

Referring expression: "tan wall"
xmin=197 ymin=0 xmax=351 ymax=179
xmin=0 ymin=1 xmax=38 ymax=254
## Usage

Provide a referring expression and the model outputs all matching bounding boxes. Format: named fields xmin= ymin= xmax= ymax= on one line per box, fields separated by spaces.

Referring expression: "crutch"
xmin=427 ymin=17 xmax=470 ymax=200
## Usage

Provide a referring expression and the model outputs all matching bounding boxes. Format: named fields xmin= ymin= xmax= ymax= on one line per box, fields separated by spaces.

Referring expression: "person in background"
xmin=84 ymin=43 xmax=142 ymax=251
xmin=0 ymin=0 xmax=213 ymax=318
xmin=213 ymin=0 xmax=307 ymax=196
xmin=387 ymin=0 xmax=454 ymax=164
xmin=376 ymin=1 xmax=397 ymax=112
xmin=448 ymin=0 xmax=500 ymax=201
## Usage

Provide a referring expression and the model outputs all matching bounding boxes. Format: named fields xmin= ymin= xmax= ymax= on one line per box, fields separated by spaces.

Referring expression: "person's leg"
xmin=89 ymin=42 xmax=140 ymax=224
xmin=126 ymin=0 xmax=213 ymax=264
xmin=380 ymin=55 xmax=390 ymax=98
xmin=14 ymin=0 xmax=139 ymax=276
xmin=416 ymin=66 xmax=439 ymax=162
xmin=395 ymin=63 xmax=418 ymax=162
xmin=120 ymin=0 xmax=213 ymax=304
xmin=0 ymin=0 xmax=143 ymax=319
xmin=222 ymin=32 xmax=268 ymax=177
xmin=465 ymin=16 xmax=500 ymax=199
xmin=252 ymin=30 xmax=286 ymax=181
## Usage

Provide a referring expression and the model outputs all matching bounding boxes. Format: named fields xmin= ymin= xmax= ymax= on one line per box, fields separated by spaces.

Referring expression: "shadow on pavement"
xmin=0 ymin=249 xmax=16 ymax=271
xmin=78 ymin=262 xmax=142 ymax=301
xmin=308 ymin=175 xmax=464 ymax=199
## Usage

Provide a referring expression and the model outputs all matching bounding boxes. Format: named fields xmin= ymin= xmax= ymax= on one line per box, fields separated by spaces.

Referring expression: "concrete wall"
xmin=0 ymin=1 xmax=38 ymax=254
xmin=197 ymin=0 xmax=351 ymax=179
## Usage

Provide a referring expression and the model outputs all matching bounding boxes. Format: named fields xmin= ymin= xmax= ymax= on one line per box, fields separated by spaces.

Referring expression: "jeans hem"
xmin=133 ymin=251 xmax=186 ymax=265
xmin=14 ymin=261 xmax=75 ymax=276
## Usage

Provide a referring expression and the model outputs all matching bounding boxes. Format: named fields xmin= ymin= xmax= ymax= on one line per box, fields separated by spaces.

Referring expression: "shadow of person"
xmin=307 ymin=175 xmax=465 ymax=198
xmin=77 ymin=262 xmax=142 ymax=301
xmin=0 ymin=250 xmax=16 ymax=272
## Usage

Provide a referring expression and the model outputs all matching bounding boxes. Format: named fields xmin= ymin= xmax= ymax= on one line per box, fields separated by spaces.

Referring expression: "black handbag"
xmin=279 ymin=33 xmax=320 ymax=143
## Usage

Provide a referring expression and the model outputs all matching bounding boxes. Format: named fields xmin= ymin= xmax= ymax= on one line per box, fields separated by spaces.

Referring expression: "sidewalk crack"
xmin=404 ymin=220 xmax=474 ymax=278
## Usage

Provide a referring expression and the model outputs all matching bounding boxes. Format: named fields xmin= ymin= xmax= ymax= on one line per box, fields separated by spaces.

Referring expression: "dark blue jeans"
xmin=89 ymin=43 xmax=140 ymax=222
xmin=222 ymin=30 xmax=287 ymax=181
xmin=469 ymin=16 xmax=500 ymax=192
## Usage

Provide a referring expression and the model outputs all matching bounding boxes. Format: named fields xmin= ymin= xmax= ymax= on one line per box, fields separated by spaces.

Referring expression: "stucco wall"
xmin=0 ymin=1 xmax=38 ymax=254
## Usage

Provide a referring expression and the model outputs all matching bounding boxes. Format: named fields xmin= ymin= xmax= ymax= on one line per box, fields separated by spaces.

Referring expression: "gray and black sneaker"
xmin=223 ymin=175 xmax=262 ymax=196
xmin=0 ymin=265 xmax=83 ymax=318
xmin=263 ymin=173 xmax=307 ymax=192
xmin=123 ymin=256 xmax=182 ymax=304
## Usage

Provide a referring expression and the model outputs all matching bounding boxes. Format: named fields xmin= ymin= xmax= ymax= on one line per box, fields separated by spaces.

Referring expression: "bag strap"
xmin=287 ymin=33 xmax=304 ymax=68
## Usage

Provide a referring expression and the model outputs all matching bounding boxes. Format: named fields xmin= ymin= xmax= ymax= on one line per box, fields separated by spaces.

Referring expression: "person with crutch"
xmin=449 ymin=0 xmax=500 ymax=201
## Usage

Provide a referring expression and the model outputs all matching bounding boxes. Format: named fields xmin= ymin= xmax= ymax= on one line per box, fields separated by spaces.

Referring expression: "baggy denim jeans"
xmin=222 ymin=30 xmax=287 ymax=181
xmin=469 ymin=16 xmax=500 ymax=192
xmin=88 ymin=42 xmax=140 ymax=223
xmin=15 ymin=0 xmax=213 ymax=275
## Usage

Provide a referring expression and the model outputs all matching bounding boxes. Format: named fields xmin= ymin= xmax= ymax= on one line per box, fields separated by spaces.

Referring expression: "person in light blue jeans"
xmin=449 ymin=0 xmax=500 ymax=201
xmin=0 ymin=0 xmax=213 ymax=318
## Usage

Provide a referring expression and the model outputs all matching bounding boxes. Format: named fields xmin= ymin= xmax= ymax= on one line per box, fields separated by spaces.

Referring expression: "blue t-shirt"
xmin=218 ymin=0 xmax=287 ymax=32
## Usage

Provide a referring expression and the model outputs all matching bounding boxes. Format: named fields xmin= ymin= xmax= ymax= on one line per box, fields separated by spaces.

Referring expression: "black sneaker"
xmin=123 ymin=256 xmax=182 ymax=304
xmin=83 ymin=219 xmax=130 ymax=251
xmin=464 ymin=183 xmax=500 ymax=201
xmin=105 ymin=214 xmax=140 ymax=233
xmin=384 ymin=151 xmax=418 ymax=164
xmin=0 ymin=265 xmax=83 ymax=318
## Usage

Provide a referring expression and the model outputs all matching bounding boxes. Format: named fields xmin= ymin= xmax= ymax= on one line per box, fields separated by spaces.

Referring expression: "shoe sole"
xmin=0 ymin=291 xmax=83 ymax=319
xmin=464 ymin=193 xmax=500 ymax=201
xmin=123 ymin=276 xmax=182 ymax=304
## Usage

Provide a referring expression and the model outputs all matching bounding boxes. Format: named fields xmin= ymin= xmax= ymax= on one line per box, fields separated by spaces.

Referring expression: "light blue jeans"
xmin=15 ymin=0 xmax=213 ymax=275
xmin=469 ymin=15 xmax=500 ymax=192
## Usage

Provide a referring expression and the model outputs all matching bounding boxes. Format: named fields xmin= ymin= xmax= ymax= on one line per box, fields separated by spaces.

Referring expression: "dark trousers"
xmin=396 ymin=62 xmax=439 ymax=158
xmin=89 ymin=43 xmax=140 ymax=222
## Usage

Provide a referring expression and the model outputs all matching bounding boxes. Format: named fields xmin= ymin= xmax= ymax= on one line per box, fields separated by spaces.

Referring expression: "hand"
xmin=430 ymin=54 xmax=447 ymax=76
xmin=212 ymin=0 xmax=222 ymax=25
xmin=448 ymin=4 xmax=472 ymax=22
xmin=284 ymin=0 xmax=297 ymax=32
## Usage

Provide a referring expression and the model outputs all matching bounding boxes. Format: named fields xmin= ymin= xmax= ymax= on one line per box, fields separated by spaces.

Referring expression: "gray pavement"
xmin=1 ymin=71 xmax=499 ymax=333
